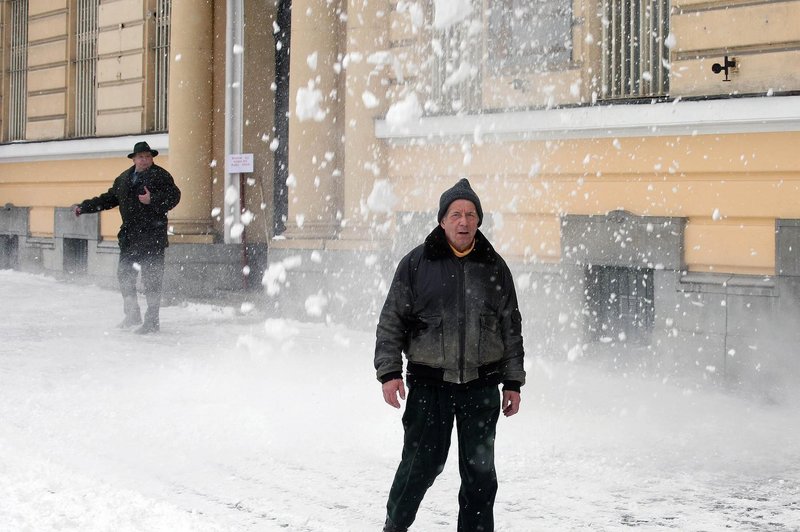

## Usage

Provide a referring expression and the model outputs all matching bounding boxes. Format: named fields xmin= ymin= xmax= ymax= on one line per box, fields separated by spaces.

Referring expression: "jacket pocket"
xmin=478 ymin=314 xmax=504 ymax=363
xmin=407 ymin=315 xmax=444 ymax=366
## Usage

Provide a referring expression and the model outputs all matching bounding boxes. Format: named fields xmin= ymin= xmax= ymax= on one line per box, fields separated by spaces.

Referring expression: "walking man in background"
xmin=73 ymin=141 xmax=181 ymax=334
xmin=374 ymin=178 xmax=526 ymax=531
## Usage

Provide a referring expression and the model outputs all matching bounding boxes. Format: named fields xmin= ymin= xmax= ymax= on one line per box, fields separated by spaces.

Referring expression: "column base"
xmin=338 ymin=215 xmax=393 ymax=242
xmin=281 ymin=220 xmax=339 ymax=240
xmin=169 ymin=218 xmax=216 ymax=244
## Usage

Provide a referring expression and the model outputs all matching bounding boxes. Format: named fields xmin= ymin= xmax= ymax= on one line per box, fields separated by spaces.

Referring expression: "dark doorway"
xmin=272 ymin=0 xmax=291 ymax=235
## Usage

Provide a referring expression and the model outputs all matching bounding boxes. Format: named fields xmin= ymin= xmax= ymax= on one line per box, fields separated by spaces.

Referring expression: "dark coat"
xmin=374 ymin=226 xmax=526 ymax=389
xmin=79 ymin=163 xmax=181 ymax=253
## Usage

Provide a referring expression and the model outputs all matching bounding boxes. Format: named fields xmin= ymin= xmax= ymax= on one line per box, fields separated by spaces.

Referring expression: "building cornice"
xmin=0 ymin=134 xmax=169 ymax=163
xmin=375 ymin=95 xmax=800 ymax=143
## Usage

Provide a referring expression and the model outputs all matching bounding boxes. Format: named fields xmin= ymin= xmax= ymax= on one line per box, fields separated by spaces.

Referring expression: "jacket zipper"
xmin=457 ymin=258 xmax=466 ymax=384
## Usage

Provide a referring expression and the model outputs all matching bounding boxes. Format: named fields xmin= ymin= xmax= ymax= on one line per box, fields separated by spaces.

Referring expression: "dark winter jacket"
xmin=374 ymin=226 xmax=526 ymax=391
xmin=78 ymin=164 xmax=181 ymax=253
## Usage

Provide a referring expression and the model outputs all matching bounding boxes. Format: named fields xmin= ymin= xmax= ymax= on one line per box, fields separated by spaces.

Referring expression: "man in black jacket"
xmin=73 ymin=141 xmax=181 ymax=334
xmin=375 ymin=178 xmax=526 ymax=532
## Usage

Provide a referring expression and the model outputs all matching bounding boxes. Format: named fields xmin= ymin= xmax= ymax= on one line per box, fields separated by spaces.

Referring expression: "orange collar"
xmin=449 ymin=240 xmax=475 ymax=257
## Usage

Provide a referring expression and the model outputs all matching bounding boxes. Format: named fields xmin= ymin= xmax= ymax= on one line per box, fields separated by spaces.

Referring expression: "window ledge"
xmin=0 ymin=134 xmax=168 ymax=164
xmin=23 ymin=237 xmax=55 ymax=250
xmin=679 ymin=272 xmax=776 ymax=297
xmin=375 ymin=95 xmax=800 ymax=143
xmin=97 ymin=241 xmax=120 ymax=254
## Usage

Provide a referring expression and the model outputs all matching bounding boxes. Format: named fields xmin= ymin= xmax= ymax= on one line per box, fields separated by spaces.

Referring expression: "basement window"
xmin=0 ymin=235 xmax=19 ymax=270
xmin=585 ymin=265 xmax=654 ymax=344
xmin=63 ymin=238 xmax=88 ymax=276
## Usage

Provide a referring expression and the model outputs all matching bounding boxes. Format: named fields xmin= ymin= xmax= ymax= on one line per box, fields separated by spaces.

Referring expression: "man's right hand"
xmin=382 ymin=379 xmax=406 ymax=409
xmin=72 ymin=204 xmax=81 ymax=217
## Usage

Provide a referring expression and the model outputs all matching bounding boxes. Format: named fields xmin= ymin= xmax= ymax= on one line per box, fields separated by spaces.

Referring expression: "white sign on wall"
xmin=226 ymin=153 xmax=254 ymax=173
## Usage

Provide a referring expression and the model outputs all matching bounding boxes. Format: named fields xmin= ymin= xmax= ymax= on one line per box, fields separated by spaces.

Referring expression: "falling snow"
xmin=295 ymin=82 xmax=326 ymax=122
xmin=385 ymin=92 xmax=422 ymax=129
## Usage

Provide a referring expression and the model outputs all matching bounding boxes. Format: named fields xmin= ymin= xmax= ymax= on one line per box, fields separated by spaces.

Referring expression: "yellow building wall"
xmin=0 ymin=0 xmax=156 ymax=140
xmin=386 ymin=0 xmax=800 ymax=111
xmin=1 ymin=0 xmax=798 ymax=278
xmin=25 ymin=4 xmax=69 ymax=140
xmin=386 ymin=131 xmax=800 ymax=274
xmin=671 ymin=0 xmax=800 ymax=95
xmin=685 ymin=217 xmax=775 ymax=275
xmin=96 ymin=0 xmax=149 ymax=135
xmin=0 ymin=155 xmax=170 ymax=241
xmin=371 ymin=0 xmax=799 ymax=277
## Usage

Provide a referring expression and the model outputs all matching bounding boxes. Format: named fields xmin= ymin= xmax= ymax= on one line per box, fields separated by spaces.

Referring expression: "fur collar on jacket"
xmin=423 ymin=225 xmax=497 ymax=264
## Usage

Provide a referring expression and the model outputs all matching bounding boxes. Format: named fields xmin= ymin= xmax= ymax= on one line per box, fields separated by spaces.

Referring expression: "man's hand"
xmin=72 ymin=204 xmax=81 ymax=217
xmin=502 ymin=390 xmax=521 ymax=417
xmin=138 ymin=186 xmax=151 ymax=205
xmin=382 ymin=379 xmax=406 ymax=409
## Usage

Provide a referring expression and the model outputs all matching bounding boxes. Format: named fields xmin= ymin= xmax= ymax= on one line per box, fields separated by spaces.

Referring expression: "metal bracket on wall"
xmin=711 ymin=55 xmax=738 ymax=82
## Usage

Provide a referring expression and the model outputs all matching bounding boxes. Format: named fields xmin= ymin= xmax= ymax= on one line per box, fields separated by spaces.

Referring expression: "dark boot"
xmin=134 ymin=318 xmax=159 ymax=334
xmin=134 ymin=314 xmax=159 ymax=334
xmin=383 ymin=517 xmax=408 ymax=532
xmin=118 ymin=296 xmax=142 ymax=328
xmin=135 ymin=294 xmax=160 ymax=334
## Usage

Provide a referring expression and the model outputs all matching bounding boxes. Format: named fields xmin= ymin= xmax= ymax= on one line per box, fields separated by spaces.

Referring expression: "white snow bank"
xmin=1 ymin=270 xmax=799 ymax=531
xmin=0 ymin=441 xmax=222 ymax=532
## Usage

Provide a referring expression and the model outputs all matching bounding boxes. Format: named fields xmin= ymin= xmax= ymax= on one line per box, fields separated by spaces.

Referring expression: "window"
xmin=63 ymin=238 xmax=88 ymax=276
xmin=0 ymin=235 xmax=19 ymax=270
xmin=601 ymin=0 xmax=670 ymax=99
xmin=487 ymin=0 xmax=572 ymax=74
xmin=429 ymin=0 xmax=482 ymax=115
xmin=585 ymin=265 xmax=655 ymax=344
xmin=8 ymin=0 xmax=28 ymax=141
xmin=75 ymin=0 xmax=98 ymax=137
xmin=153 ymin=0 xmax=171 ymax=131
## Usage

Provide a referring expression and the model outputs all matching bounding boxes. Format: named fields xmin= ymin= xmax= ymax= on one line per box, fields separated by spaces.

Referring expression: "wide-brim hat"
xmin=127 ymin=141 xmax=158 ymax=159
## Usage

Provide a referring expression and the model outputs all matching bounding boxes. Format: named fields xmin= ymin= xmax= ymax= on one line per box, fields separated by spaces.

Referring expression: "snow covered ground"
xmin=1 ymin=270 xmax=798 ymax=531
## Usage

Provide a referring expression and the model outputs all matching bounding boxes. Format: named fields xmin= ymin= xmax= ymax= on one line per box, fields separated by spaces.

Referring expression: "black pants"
xmin=386 ymin=382 xmax=500 ymax=531
xmin=117 ymin=247 xmax=165 ymax=303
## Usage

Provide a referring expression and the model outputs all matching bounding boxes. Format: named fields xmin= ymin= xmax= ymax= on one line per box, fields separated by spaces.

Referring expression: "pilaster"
xmin=339 ymin=0 xmax=392 ymax=242
xmin=283 ymin=0 xmax=344 ymax=240
xmin=167 ymin=0 xmax=215 ymax=242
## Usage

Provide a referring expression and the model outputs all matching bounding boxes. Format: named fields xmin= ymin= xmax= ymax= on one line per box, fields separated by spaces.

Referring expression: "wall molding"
xmin=0 ymin=133 xmax=168 ymax=163
xmin=375 ymin=96 xmax=800 ymax=143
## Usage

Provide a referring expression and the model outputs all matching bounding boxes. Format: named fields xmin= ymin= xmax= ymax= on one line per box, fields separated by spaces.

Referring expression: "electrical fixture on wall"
xmin=711 ymin=55 xmax=738 ymax=82
xmin=512 ymin=78 xmax=529 ymax=91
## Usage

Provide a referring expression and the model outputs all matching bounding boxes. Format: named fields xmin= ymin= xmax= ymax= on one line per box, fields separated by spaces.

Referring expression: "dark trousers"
xmin=117 ymin=247 xmax=165 ymax=321
xmin=386 ymin=382 xmax=500 ymax=531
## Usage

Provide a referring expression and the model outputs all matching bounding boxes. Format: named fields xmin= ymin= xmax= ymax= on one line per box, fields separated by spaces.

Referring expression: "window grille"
xmin=153 ymin=0 xmax=171 ymax=131
xmin=585 ymin=265 xmax=655 ymax=344
xmin=429 ymin=1 xmax=481 ymax=115
xmin=0 ymin=235 xmax=19 ymax=270
xmin=75 ymin=0 xmax=97 ymax=137
xmin=487 ymin=0 xmax=572 ymax=75
xmin=601 ymin=0 xmax=669 ymax=99
xmin=63 ymin=238 xmax=88 ymax=276
xmin=8 ymin=0 xmax=28 ymax=141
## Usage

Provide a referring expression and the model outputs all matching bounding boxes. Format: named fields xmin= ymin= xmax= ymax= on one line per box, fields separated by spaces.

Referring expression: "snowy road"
xmin=1 ymin=270 xmax=798 ymax=531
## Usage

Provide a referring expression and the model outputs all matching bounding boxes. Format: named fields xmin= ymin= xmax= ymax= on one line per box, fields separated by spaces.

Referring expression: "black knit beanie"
xmin=437 ymin=178 xmax=483 ymax=226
